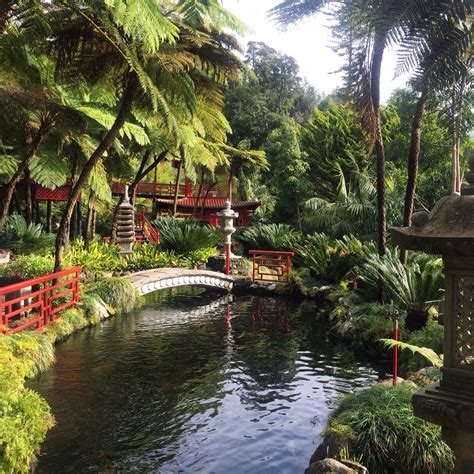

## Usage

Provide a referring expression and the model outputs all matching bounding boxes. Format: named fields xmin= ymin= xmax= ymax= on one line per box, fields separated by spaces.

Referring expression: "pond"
xmin=30 ymin=290 xmax=380 ymax=473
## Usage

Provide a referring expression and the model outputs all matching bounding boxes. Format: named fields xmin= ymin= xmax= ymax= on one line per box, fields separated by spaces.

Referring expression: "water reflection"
xmin=30 ymin=289 xmax=379 ymax=473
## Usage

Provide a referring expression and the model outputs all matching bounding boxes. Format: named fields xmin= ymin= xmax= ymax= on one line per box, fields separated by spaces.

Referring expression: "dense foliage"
xmin=326 ymin=384 xmax=454 ymax=473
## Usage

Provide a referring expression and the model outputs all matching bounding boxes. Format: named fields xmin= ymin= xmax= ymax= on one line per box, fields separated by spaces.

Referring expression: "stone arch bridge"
xmin=126 ymin=268 xmax=234 ymax=295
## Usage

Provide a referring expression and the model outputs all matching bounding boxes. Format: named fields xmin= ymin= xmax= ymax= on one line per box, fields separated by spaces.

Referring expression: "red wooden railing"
xmin=0 ymin=266 xmax=81 ymax=335
xmin=136 ymin=211 xmax=160 ymax=245
xmin=249 ymin=250 xmax=295 ymax=283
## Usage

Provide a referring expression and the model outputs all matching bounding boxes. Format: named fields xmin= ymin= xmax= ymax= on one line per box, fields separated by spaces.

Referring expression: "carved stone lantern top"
xmin=392 ymin=193 xmax=474 ymax=256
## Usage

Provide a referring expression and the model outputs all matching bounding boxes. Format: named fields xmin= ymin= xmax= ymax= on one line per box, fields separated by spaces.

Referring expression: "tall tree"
xmin=271 ymin=0 xmax=473 ymax=257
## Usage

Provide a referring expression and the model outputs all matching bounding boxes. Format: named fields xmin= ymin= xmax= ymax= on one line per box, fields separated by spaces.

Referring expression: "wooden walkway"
xmin=125 ymin=268 xmax=234 ymax=295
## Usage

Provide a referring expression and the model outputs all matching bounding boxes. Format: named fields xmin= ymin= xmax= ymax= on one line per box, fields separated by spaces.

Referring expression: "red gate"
xmin=249 ymin=250 xmax=294 ymax=283
xmin=0 ymin=266 xmax=81 ymax=334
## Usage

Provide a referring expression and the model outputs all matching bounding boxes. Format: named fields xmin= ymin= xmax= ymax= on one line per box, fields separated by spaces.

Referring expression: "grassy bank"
xmin=0 ymin=277 xmax=137 ymax=473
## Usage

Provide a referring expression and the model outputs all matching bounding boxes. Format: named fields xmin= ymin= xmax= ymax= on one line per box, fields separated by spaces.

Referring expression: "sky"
xmin=222 ymin=0 xmax=409 ymax=103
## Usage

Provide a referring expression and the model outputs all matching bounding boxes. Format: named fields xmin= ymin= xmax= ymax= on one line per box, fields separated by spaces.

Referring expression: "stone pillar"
xmin=391 ymin=149 xmax=474 ymax=472
xmin=208 ymin=201 xmax=245 ymax=275
xmin=116 ymin=185 xmax=135 ymax=258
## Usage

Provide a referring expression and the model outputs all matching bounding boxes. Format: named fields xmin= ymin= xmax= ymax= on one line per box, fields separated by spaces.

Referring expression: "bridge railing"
xmin=249 ymin=250 xmax=295 ymax=283
xmin=136 ymin=211 xmax=160 ymax=245
xmin=0 ymin=266 xmax=81 ymax=335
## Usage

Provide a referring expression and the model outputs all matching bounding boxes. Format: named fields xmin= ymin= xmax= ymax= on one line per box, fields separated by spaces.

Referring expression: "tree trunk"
xmin=200 ymin=182 xmax=217 ymax=217
xmin=192 ymin=168 xmax=205 ymax=217
xmin=371 ymin=36 xmax=386 ymax=258
xmin=111 ymin=149 xmax=168 ymax=239
xmin=0 ymin=120 xmax=54 ymax=231
xmin=54 ymin=75 xmax=137 ymax=271
xmin=227 ymin=170 xmax=233 ymax=204
xmin=25 ymin=169 xmax=33 ymax=224
xmin=85 ymin=206 xmax=96 ymax=245
xmin=370 ymin=35 xmax=387 ymax=304
xmin=172 ymin=159 xmax=183 ymax=216
xmin=46 ymin=201 xmax=52 ymax=233
xmin=401 ymin=78 xmax=430 ymax=264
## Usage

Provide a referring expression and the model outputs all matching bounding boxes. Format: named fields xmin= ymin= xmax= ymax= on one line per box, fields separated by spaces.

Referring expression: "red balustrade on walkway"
xmin=0 ymin=266 xmax=81 ymax=335
xmin=136 ymin=211 xmax=160 ymax=245
xmin=249 ymin=250 xmax=295 ymax=283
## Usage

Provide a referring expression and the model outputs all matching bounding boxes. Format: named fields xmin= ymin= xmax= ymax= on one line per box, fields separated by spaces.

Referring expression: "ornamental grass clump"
xmin=327 ymin=384 xmax=454 ymax=473
xmin=87 ymin=277 xmax=137 ymax=313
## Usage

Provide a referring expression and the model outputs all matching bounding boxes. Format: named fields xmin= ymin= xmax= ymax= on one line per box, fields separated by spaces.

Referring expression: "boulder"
xmin=305 ymin=458 xmax=357 ymax=474
xmin=310 ymin=434 xmax=347 ymax=464
xmin=340 ymin=459 xmax=369 ymax=473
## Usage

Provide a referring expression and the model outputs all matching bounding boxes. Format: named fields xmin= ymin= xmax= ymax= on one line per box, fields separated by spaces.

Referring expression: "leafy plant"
xmin=327 ymin=384 xmax=454 ymax=473
xmin=126 ymin=245 xmax=188 ymax=272
xmin=64 ymin=239 xmax=126 ymax=275
xmin=356 ymin=248 xmax=444 ymax=328
xmin=153 ymin=218 xmax=220 ymax=254
xmin=0 ymin=254 xmax=54 ymax=280
xmin=294 ymin=233 xmax=371 ymax=283
xmin=380 ymin=338 xmax=443 ymax=368
xmin=183 ymin=247 xmax=218 ymax=269
xmin=237 ymin=223 xmax=301 ymax=253
xmin=0 ymin=334 xmax=54 ymax=473
xmin=0 ymin=214 xmax=54 ymax=255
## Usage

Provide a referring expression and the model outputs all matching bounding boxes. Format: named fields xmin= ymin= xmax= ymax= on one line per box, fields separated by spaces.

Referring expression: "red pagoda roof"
xmin=155 ymin=197 xmax=260 ymax=210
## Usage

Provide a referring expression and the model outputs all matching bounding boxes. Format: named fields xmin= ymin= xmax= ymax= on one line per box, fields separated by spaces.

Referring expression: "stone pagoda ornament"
xmin=116 ymin=185 xmax=135 ymax=258
xmin=216 ymin=201 xmax=238 ymax=275
xmin=392 ymin=149 xmax=474 ymax=472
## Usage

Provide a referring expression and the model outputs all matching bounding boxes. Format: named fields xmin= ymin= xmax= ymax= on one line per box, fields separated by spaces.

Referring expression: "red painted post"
xmin=393 ymin=318 xmax=399 ymax=385
xmin=42 ymin=281 xmax=49 ymax=327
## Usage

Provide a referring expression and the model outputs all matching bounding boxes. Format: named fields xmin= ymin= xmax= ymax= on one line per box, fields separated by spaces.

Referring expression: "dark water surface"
xmin=30 ymin=290 xmax=379 ymax=473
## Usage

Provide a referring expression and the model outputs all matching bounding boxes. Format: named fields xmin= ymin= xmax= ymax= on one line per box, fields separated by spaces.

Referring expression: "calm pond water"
xmin=30 ymin=290 xmax=379 ymax=473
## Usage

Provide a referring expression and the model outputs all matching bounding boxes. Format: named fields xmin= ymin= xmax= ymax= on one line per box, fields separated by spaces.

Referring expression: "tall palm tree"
xmin=270 ymin=0 xmax=473 ymax=257
xmin=39 ymin=0 xmax=245 ymax=270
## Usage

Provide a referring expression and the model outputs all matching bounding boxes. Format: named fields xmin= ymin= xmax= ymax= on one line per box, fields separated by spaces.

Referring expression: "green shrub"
xmin=0 ymin=254 xmax=54 ymax=280
xmin=328 ymin=384 xmax=454 ymax=473
xmin=126 ymin=245 xmax=188 ymax=272
xmin=153 ymin=217 xmax=220 ymax=253
xmin=183 ymin=247 xmax=218 ymax=269
xmin=237 ymin=223 xmax=301 ymax=253
xmin=294 ymin=233 xmax=352 ymax=283
xmin=356 ymin=248 xmax=444 ymax=314
xmin=402 ymin=322 xmax=444 ymax=371
xmin=350 ymin=304 xmax=406 ymax=355
xmin=64 ymin=239 xmax=126 ymax=275
xmin=408 ymin=322 xmax=444 ymax=354
xmin=86 ymin=277 xmax=136 ymax=313
xmin=0 ymin=334 xmax=54 ymax=473
xmin=0 ymin=214 xmax=54 ymax=255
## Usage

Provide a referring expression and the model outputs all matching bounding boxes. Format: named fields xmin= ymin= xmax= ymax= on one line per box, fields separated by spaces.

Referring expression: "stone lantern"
xmin=391 ymin=150 xmax=474 ymax=472
xmin=216 ymin=201 xmax=238 ymax=275
xmin=116 ymin=185 xmax=135 ymax=258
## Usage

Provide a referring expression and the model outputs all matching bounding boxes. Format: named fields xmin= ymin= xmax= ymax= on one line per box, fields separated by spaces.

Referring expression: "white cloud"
xmin=223 ymin=0 xmax=409 ymax=103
